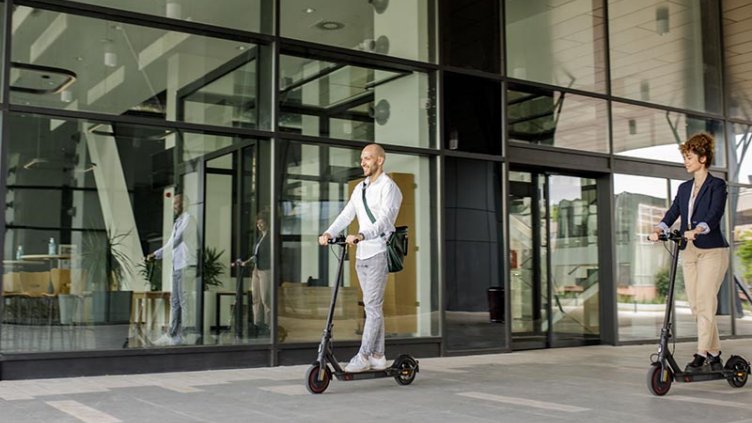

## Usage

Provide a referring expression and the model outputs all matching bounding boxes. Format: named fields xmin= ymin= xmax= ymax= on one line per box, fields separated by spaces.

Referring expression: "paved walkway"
xmin=4 ymin=339 xmax=752 ymax=422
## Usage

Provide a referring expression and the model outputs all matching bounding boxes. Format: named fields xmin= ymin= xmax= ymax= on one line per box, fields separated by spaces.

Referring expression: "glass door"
xmin=199 ymin=141 xmax=270 ymax=345
xmin=510 ymin=170 xmax=600 ymax=349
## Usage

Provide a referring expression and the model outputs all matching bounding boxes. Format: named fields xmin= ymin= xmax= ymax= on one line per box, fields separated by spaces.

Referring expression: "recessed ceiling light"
xmin=316 ymin=21 xmax=344 ymax=31
xmin=304 ymin=7 xmax=316 ymax=14
xmin=237 ymin=45 xmax=247 ymax=51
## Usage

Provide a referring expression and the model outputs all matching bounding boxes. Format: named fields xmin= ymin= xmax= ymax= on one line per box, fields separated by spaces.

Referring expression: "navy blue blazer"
xmin=660 ymin=173 xmax=728 ymax=250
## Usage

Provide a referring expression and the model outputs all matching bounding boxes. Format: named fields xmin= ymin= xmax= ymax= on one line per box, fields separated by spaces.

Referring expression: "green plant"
xmin=738 ymin=232 xmax=752 ymax=281
xmin=202 ymin=247 xmax=225 ymax=290
xmin=654 ymin=268 xmax=670 ymax=299
xmin=81 ymin=229 xmax=134 ymax=291
xmin=137 ymin=259 xmax=162 ymax=291
xmin=654 ymin=266 xmax=684 ymax=300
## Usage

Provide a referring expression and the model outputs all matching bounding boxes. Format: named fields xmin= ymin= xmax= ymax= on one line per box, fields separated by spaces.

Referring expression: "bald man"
xmin=319 ymin=143 xmax=403 ymax=372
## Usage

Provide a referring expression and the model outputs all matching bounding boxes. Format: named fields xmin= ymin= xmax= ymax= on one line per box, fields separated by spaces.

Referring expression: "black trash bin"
xmin=487 ymin=286 xmax=504 ymax=323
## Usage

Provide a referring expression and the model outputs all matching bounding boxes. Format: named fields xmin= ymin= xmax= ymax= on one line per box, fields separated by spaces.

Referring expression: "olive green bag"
xmin=362 ymin=187 xmax=408 ymax=273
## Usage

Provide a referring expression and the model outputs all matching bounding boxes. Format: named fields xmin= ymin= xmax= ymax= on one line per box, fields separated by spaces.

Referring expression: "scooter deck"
xmin=333 ymin=362 xmax=420 ymax=381
xmin=673 ymin=369 xmax=734 ymax=383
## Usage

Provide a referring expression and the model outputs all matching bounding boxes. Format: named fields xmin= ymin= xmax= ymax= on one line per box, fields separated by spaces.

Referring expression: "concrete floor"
xmin=4 ymin=339 xmax=752 ymax=422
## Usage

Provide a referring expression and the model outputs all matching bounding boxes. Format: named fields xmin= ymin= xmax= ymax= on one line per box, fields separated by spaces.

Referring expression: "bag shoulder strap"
xmin=362 ymin=182 xmax=377 ymax=224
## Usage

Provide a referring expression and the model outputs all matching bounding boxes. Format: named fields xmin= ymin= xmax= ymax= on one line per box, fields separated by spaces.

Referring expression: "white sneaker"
xmin=153 ymin=334 xmax=172 ymax=346
xmin=344 ymin=354 xmax=370 ymax=372
xmin=368 ymin=354 xmax=387 ymax=370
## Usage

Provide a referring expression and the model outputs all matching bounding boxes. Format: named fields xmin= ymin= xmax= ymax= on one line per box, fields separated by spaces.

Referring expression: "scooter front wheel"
xmin=306 ymin=363 xmax=332 ymax=394
xmin=647 ymin=363 xmax=672 ymax=396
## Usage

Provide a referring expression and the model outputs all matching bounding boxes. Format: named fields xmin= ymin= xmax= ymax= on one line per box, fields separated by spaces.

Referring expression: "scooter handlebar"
xmin=647 ymin=230 xmax=683 ymax=242
xmin=327 ymin=236 xmax=348 ymax=245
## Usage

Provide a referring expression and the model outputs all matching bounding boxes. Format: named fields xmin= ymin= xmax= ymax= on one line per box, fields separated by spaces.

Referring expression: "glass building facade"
xmin=0 ymin=0 xmax=750 ymax=379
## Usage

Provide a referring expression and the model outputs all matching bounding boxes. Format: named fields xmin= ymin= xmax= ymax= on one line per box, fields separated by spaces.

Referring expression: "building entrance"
xmin=509 ymin=170 xmax=600 ymax=349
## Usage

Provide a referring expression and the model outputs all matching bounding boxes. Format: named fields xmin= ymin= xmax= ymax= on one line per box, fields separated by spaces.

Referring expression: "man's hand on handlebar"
xmin=345 ymin=234 xmax=361 ymax=246
xmin=648 ymin=230 xmax=662 ymax=242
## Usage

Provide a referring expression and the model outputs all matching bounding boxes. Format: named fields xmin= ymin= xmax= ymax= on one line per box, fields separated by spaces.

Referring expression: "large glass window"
xmin=612 ymin=102 xmax=725 ymax=167
xmin=731 ymin=123 xmax=752 ymax=184
xmin=280 ymin=0 xmax=433 ymax=63
xmin=505 ymin=0 xmax=606 ymax=93
xmin=279 ymin=54 xmax=434 ymax=148
xmin=615 ymin=174 xmax=670 ymax=341
xmin=61 ymin=1 xmax=270 ymax=33
xmin=507 ymin=83 xmax=609 ymax=153
xmin=608 ymin=0 xmax=722 ymax=113
xmin=444 ymin=73 xmax=500 ymax=154
xmin=440 ymin=0 xmax=500 ymax=73
xmin=0 ymin=113 xmax=270 ymax=352
xmin=278 ymin=142 xmax=436 ymax=344
xmin=723 ymin=0 xmax=752 ymax=120
xmin=731 ymin=185 xmax=752 ymax=335
xmin=10 ymin=7 xmax=267 ymax=130
xmin=445 ymin=158 xmax=504 ymax=350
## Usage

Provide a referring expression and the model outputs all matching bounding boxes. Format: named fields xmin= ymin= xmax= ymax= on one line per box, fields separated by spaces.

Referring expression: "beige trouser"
xmin=681 ymin=242 xmax=729 ymax=353
xmin=251 ymin=268 xmax=271 ymax=326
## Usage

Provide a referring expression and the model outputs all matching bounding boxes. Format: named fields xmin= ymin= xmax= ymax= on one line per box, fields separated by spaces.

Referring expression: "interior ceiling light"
xmin=656 ymin=6 xmax=669 ymax=35
xmin=369 ymin=0 xmax=389 ymax=14
xmin=316 ymin=21 xmax=345 ymax=31
xmin=304 ymin=7 xmax=316 ymax=14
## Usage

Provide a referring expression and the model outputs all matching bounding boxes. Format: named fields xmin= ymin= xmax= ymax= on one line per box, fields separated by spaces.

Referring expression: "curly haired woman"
xmin=649 ymin=132 xmax=729 ymax=372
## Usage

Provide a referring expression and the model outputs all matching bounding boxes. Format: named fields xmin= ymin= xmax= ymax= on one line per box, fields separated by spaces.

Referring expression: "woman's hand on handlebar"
xmin=684 ymin=229 xmax=700 ymax=241
xmin=318 ymin=233 xmax=332 ymax=246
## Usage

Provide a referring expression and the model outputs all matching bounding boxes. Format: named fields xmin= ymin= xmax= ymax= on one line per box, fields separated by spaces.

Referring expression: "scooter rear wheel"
xmin=725 ymin=356 xmax=749 ymax=388
xmin=306 ymin=364 xmax=332 ymax=394
xmin=393 ymin=355 xmax=418 ymax=386
xmin=647 ymin=363 xmax=672 ymax=396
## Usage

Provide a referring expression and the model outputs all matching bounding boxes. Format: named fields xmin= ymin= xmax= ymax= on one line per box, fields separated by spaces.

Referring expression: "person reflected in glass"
xmin=318 ymin=143 xmax=403 ymax=372
xmin=243 ymin=215 xmax=271 ymax=336
xmin=147 ymin=193 xmax=198 ymax=345
xmin=649 ymin=133 xmax=729 ymax=372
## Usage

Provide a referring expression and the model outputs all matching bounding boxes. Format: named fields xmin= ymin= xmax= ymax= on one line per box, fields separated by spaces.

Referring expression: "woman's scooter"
xmin=305 ymin=236 xmax=419 ymax=394
xmin=647 ymin=230 xmax=750 ymax=396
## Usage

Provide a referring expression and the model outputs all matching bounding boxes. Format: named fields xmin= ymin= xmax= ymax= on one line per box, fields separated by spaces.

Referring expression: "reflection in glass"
xmin=507 ymin=84 xmax=609 ymax=153
xmin=280 ymin=0 xmax=432 ymax=62
xmin=506 ymin=0 xmax=606 ymax=93
xmin=0 ymin=113 xmax=266 ymax=352
xmin=612 ymin=102 xmax=725 ymax=166
xmin=608 ymin=0 xmax=722 ymax=113
xmin=278 ymin=142 xmax=435 ymax=344
xmin=63 ymin=0 xmax=267 ymax=33
xmin=730 ymin=123 xmax=752 ymax=184
xmin=724 ymin=0 xmax=752 ymax=120
xmin=615 ymin=174 xmax=669 ymax=341
xmin=731 ymin=186 xmax=752 ymax=336
xmin=444 ymin=158 xmax=505 ymax=351
xmin=10 ymin=7 xmax=263 ymax=129
xmin=279 ymin=54 xmax=433 ymax=147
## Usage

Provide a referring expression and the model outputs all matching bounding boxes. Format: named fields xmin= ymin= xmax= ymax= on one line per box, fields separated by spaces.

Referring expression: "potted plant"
xmin=203 ymin=247 xmax=225 ymax=290
xmin=81 ymin=229 xmax=135 ymax=324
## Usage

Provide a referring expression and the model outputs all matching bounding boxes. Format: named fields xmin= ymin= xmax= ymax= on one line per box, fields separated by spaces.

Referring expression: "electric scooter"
xmin=647 ymin=230 xmax=750 ymax=396
xmin=305 ymin=236 xmax=419 ymax=394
